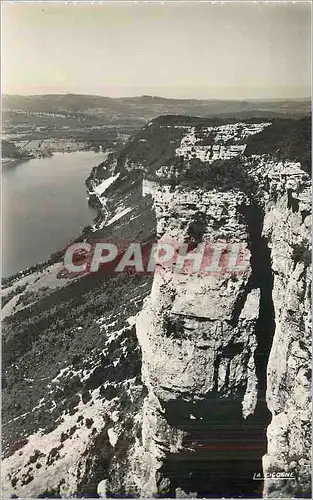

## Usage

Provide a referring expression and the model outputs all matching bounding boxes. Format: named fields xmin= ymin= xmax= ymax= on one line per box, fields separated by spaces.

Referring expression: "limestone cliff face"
xmin=131 ymin=156 xmax=311 ymax=498
xmin=258 ymin=162 xmax=311 ymax=498
xmin=131 ymin=183 xmax=267 ymax=497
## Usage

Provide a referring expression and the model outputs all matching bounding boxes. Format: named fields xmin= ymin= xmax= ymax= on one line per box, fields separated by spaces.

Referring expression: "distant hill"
xmin=2 ymin=94 xmax=311 ymax=120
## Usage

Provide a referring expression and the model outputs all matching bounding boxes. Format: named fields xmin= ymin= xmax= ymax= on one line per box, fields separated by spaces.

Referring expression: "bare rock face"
xmin=257 ymin=162 xmax=311 ymax=498
xmin=132 ymin=181 xmax=270 ymax=497
xmin=132 ymin=158 xmax=311 ymax=498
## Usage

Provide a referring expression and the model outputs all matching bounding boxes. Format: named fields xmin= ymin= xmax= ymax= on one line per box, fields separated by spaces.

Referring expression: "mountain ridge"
xmin=3 ymin=94 xmax=310 ymax=118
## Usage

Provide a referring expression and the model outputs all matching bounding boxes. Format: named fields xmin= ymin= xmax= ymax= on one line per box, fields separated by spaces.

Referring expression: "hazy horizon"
xmin=2 ymin=2 xmax=311 ymax=100
xmin=2 ymin=92 xmax=311 ymax=102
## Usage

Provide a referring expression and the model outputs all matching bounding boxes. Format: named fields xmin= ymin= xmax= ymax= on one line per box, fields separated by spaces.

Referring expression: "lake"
xmin=2 ymin=151 xmax=107 ymax=277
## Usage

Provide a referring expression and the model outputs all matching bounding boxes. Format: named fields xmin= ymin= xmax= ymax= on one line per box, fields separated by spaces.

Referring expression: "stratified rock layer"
xmin=132 ymin=155 xmax=311 ymax=498
xmin=131 ymin=181 xmax=266 ymax=497
xmin=258 ymin=162 xmax=311 ymax=498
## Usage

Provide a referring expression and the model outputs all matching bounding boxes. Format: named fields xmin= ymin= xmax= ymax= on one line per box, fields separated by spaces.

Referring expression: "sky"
xmin=1 ymin=1 xmax=311 ymax=100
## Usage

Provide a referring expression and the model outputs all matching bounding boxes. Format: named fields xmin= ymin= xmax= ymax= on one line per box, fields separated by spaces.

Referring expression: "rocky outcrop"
xmin=257 ymin=162 xmax=311 ymax=497
xmin=131 ymin=153 xmax=311 ymax=497
xmin=130 ymin=184 xmax=267 ymax=497
xmin=86 ymin=121 xmax=311 ymax=498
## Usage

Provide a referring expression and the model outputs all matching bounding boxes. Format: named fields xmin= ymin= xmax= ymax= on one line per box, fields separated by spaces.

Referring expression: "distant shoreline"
xmin=1 ymin=156 xmax=33 ymax=168
xmin=1 ymin=141 xmax=103 ymax=168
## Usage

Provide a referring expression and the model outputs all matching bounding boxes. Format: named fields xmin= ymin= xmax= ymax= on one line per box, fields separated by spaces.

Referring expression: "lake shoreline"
xmin=2 ymin=151 xmax=108 ymax=279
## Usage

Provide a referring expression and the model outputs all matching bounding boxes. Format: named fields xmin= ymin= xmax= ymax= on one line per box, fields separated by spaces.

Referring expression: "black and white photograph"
xmin=1 ymin=1 xmax=312 ymax=498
